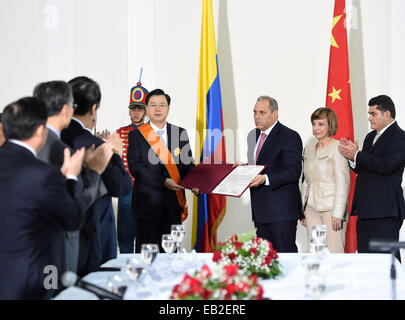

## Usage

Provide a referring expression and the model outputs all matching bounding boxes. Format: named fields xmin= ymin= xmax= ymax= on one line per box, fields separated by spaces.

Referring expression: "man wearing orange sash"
xmin=127 ymin=89 xmax=198 ymax=252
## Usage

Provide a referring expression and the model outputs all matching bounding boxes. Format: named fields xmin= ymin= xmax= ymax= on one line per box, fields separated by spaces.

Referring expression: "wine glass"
xmin=162 ymin=234 xmax=176 ymax=259
xmin=141 ymin=243 xmax=159 ymax=267
xmin=312 ymin=224 xmax=327 ymax=244
xmin=171 ymin=224 xmax=185 ymax=253
xmin=309 ymin=238 xmax=327 ymax=258
xmin=302 ymin=254 xmax=320 ymax=276
xmin=107 ymin=273 xmax=129 ymax=296
xmin=305 ymin=273 xmax=326 ymax=300
xmin=125 ymin=257 xmax=145 ymax=283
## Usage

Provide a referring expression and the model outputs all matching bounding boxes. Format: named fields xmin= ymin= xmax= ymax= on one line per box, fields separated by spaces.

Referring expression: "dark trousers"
xmin=135 ymin=213 xmax=180 ymax=253
xmin=255 ymin=220 xmax=298 ymax=252
xmin=357 ymin=217 xmax=403 ymax=261
xmin=117 ymin=190 xmax=135 ymax=253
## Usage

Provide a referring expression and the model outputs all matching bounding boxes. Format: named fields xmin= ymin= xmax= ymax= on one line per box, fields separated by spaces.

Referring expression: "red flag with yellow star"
xmin=326 ymin=0 xmax=357 ymax=253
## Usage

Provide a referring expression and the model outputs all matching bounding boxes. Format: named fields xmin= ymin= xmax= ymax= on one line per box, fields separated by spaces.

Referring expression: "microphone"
xmin=61 ymin=271 xmax=123 ymax=300
xmin=369 ymin=240 xmax=405 ymax=251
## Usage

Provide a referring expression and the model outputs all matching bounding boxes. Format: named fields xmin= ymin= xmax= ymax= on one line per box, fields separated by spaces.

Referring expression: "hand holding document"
xmin=179 ymin=163 xmax=266 ymax=197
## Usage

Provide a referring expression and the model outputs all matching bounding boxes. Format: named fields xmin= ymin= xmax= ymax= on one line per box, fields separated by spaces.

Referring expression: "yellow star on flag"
xmin=328 ymin=86 xmax=342 ymax=103
xmin=331 ymin=14 xmax=343 ymax=48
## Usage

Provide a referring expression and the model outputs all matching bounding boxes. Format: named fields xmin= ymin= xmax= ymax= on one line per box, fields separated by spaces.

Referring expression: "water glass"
xmin=107 ymin=273 xmax=129 ymax=296
xmin=162 ymin=234 xmax=176 ymax=258
xmin=302 ymin=255 xmax=320 ymax=276
xmin=305 ymin=273 xmax=326 ymax=300
xmin=312 ymin=224 xmax=327 ymax=244
xmin=171 ymin=224 xmax=185 ymax=253
xmin=309 ymin=238 xmax=327 ymax=258
xmin=125 ymin=257 xmax=146 ymax=282
xmin=141 ymin=243 xmax=159 ymax=266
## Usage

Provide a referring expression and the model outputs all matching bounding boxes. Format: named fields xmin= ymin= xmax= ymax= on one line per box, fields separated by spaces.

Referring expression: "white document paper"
xmin=212 ymin=165 xmax=265 ymax=197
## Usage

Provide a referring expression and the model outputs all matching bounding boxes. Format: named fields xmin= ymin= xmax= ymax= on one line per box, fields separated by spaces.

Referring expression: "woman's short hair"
xmin=310 ymin=107 xmax=338 ymax=136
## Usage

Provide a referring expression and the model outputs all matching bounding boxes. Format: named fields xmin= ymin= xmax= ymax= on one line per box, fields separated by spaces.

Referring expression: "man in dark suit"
xmin=247 ymin=96 xmax=304 ymax=252
xmin=127 ymin=88 xmax=197 ymax=252
xmin=0 ymin=113 xmax=5 ymax=147
xmin=34 ymin=80 xmax=112 ymax=276
xmin=61 ymin=76 xmax=132 ymax=274
xmin=0 ymin=97 xmax=85 ymax=299
xmin=339 ymin=95 xmax=405 ymax=260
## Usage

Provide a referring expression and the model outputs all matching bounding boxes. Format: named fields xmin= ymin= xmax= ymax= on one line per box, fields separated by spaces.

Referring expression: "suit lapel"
xmin=368 ymin=122 xmax=397 ymax=153
xmin=257 ymin=121 xmax=281 ymax=163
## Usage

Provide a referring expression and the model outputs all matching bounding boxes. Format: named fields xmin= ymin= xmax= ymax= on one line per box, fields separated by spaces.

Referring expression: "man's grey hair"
xmin=257 ymin=96 xmax=278 ymax=112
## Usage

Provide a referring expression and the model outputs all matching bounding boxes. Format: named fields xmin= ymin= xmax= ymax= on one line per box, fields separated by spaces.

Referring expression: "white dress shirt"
xmin=253 ymin=120 xmax=278 ymax=186
xmin=150 ymin=121 xmax=168 ymax=146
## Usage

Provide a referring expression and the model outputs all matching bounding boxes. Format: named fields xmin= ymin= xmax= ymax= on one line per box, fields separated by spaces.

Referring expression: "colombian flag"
xmin=192 ymin=0 xmax=226 ymax=252
xmin=325 ymin=0 xmax=357 ymax=252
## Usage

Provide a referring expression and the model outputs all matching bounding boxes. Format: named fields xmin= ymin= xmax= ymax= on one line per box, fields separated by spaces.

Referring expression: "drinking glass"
xmin=162 ymin=234 xmax=176 ymax=258
xmin=309 ymin=238 xmax=327 ymax=258
xmin=141 ymin=243 xmax=159 ymax=267
xmin=171 ymin=224 xmax=185 ymax=253
xmin=312 ymin=224 xmax=327 ymax=244
xmin=305 ymin=273 xmax=326 ymax=300
xmin=302 ymin=255 xmax=320 ymax=276
xmin=107 ymin=273 xmax=129 ymax=296
xmin=125 ymin=257 xmax=146 ymax=282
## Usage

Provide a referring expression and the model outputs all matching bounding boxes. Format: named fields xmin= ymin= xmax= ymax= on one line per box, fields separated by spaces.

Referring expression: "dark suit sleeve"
xmin=268 ymin=131 xmax=303 ymax=190
xmin=355 ymin=134 xmax=405 ymax=176
xmin=101 ymin=153 xmax=132 ymax=197
xmin=79 ymin=167 xmax=105 ymax=211
xmin=127 ymin=130 xmax=167 ymax=186
xmin=39 ymin=167 xmax=85 ymax=231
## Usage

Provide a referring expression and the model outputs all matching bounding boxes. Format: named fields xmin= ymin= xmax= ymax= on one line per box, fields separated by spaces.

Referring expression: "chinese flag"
xmin=325 ymin=0 xmax=357 ymax=253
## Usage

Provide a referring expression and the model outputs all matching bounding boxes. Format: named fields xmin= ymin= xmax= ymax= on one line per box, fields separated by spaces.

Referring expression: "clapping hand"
xmin=95 ymin=129 xmax=110 ymax=141
xmin=105 ymin=132 xmax=123 ymax=156
xmin=84 ymin=143 xmax=113 ymax=174
xmin=338 ymin=138 xmax=358 ymax=161
xmin=60 ymin=147 xmax=86 ymax=178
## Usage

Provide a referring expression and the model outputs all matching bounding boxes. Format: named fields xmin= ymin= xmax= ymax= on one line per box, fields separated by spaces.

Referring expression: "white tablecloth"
xmin=54 ymin=252 xmax=405 ymax=300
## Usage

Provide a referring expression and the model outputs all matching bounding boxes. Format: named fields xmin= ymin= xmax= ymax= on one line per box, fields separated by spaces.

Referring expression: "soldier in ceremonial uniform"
xmin=115 ymin=83 xmax=149 ymax=253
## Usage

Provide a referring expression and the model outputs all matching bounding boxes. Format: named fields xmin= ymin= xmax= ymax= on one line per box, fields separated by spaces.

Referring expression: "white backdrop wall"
xmin=1 ymin=0 xmax=404 ymax=252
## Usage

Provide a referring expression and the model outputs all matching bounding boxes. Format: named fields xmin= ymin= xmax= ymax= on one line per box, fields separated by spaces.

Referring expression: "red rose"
xmin=213 ymin=250 xmax=222 ymax=262
xmin=257 ymin=285 xmax=264 ymax=299
xmin=250 ymin=247 xmax=257 ymax=255
xmin=227 ymin=284 xmax=236 ymax=295
xmin=249 ymin=274 xmax=258 ymax=283
xmin=201 ymin=264 xmax=212 ymax=277
xmin=224 ymin=264 xmax=238 ymax=277
xmin=228 ymin=252 xmax=236 ymax=260
xmin=234 ymin=241 xmax=243 ymax=250
xmin=202 ymin=289 xmax=211 ymax=300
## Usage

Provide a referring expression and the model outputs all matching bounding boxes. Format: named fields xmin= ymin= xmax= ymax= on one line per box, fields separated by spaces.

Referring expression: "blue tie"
xmin=157 ymin=129 xmax=165 ymax=145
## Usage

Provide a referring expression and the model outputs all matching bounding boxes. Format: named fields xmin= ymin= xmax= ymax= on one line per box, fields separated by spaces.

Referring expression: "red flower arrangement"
xmin=171 ymin=264 xmax=264 ymax=300
xmin=213 ymin=231 xmax=281 ymax=279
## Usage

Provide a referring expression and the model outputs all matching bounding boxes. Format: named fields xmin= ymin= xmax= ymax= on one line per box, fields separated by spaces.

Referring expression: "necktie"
xmin=255 ymin=132 xmax=267 ymax=163
xmin=372 ymin=132 xmax=381 ymax=145
xmin=157 ymin=129 xmax=165 ymax=145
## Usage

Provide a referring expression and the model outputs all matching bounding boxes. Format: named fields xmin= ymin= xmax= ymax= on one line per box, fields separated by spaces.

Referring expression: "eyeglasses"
xmin=147 ymin=103 xmax=168 ymax=109
xmin=72 ymin=103 xmax=78 ymax=110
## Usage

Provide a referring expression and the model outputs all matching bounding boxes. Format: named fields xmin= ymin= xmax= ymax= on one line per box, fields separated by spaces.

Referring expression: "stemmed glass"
xmin=312 ymin=224 xmax=327 ymax=244
xmin=162 ymin=234 xmax=176 ymax=259
xmin=305 ymin=272 xmax=326 ymax=300
xmin=125 ymin=257 xmax=145 ymax=283
xmin=141 ymin=243 xmax=159 ymax=268
xmin=171 ymin=224 xmax=185 ymax=254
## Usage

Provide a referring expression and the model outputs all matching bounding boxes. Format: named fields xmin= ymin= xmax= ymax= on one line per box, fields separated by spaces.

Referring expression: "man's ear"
xmin=91 ymin=104 xmax=97 ymax=115
xmin=61 ymin=104 xmax=70 ymax=117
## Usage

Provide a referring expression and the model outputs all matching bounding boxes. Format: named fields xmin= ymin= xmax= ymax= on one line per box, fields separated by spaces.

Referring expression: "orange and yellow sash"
xmin=138 ymin=123 xmax=188 ymax=222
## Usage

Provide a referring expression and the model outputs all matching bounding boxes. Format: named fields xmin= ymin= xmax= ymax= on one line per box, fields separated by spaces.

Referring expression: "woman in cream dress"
xmin=301 ymin=108 xmax=350 ymax=253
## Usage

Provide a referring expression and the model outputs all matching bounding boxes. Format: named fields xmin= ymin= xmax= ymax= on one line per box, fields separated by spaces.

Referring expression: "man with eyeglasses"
xmin=127 ymin=88 xmax=199 ymax=252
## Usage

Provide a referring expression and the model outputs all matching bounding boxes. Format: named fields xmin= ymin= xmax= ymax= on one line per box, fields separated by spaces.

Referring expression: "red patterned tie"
xmin=255 ymin=132 xmax=267 ymax=164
